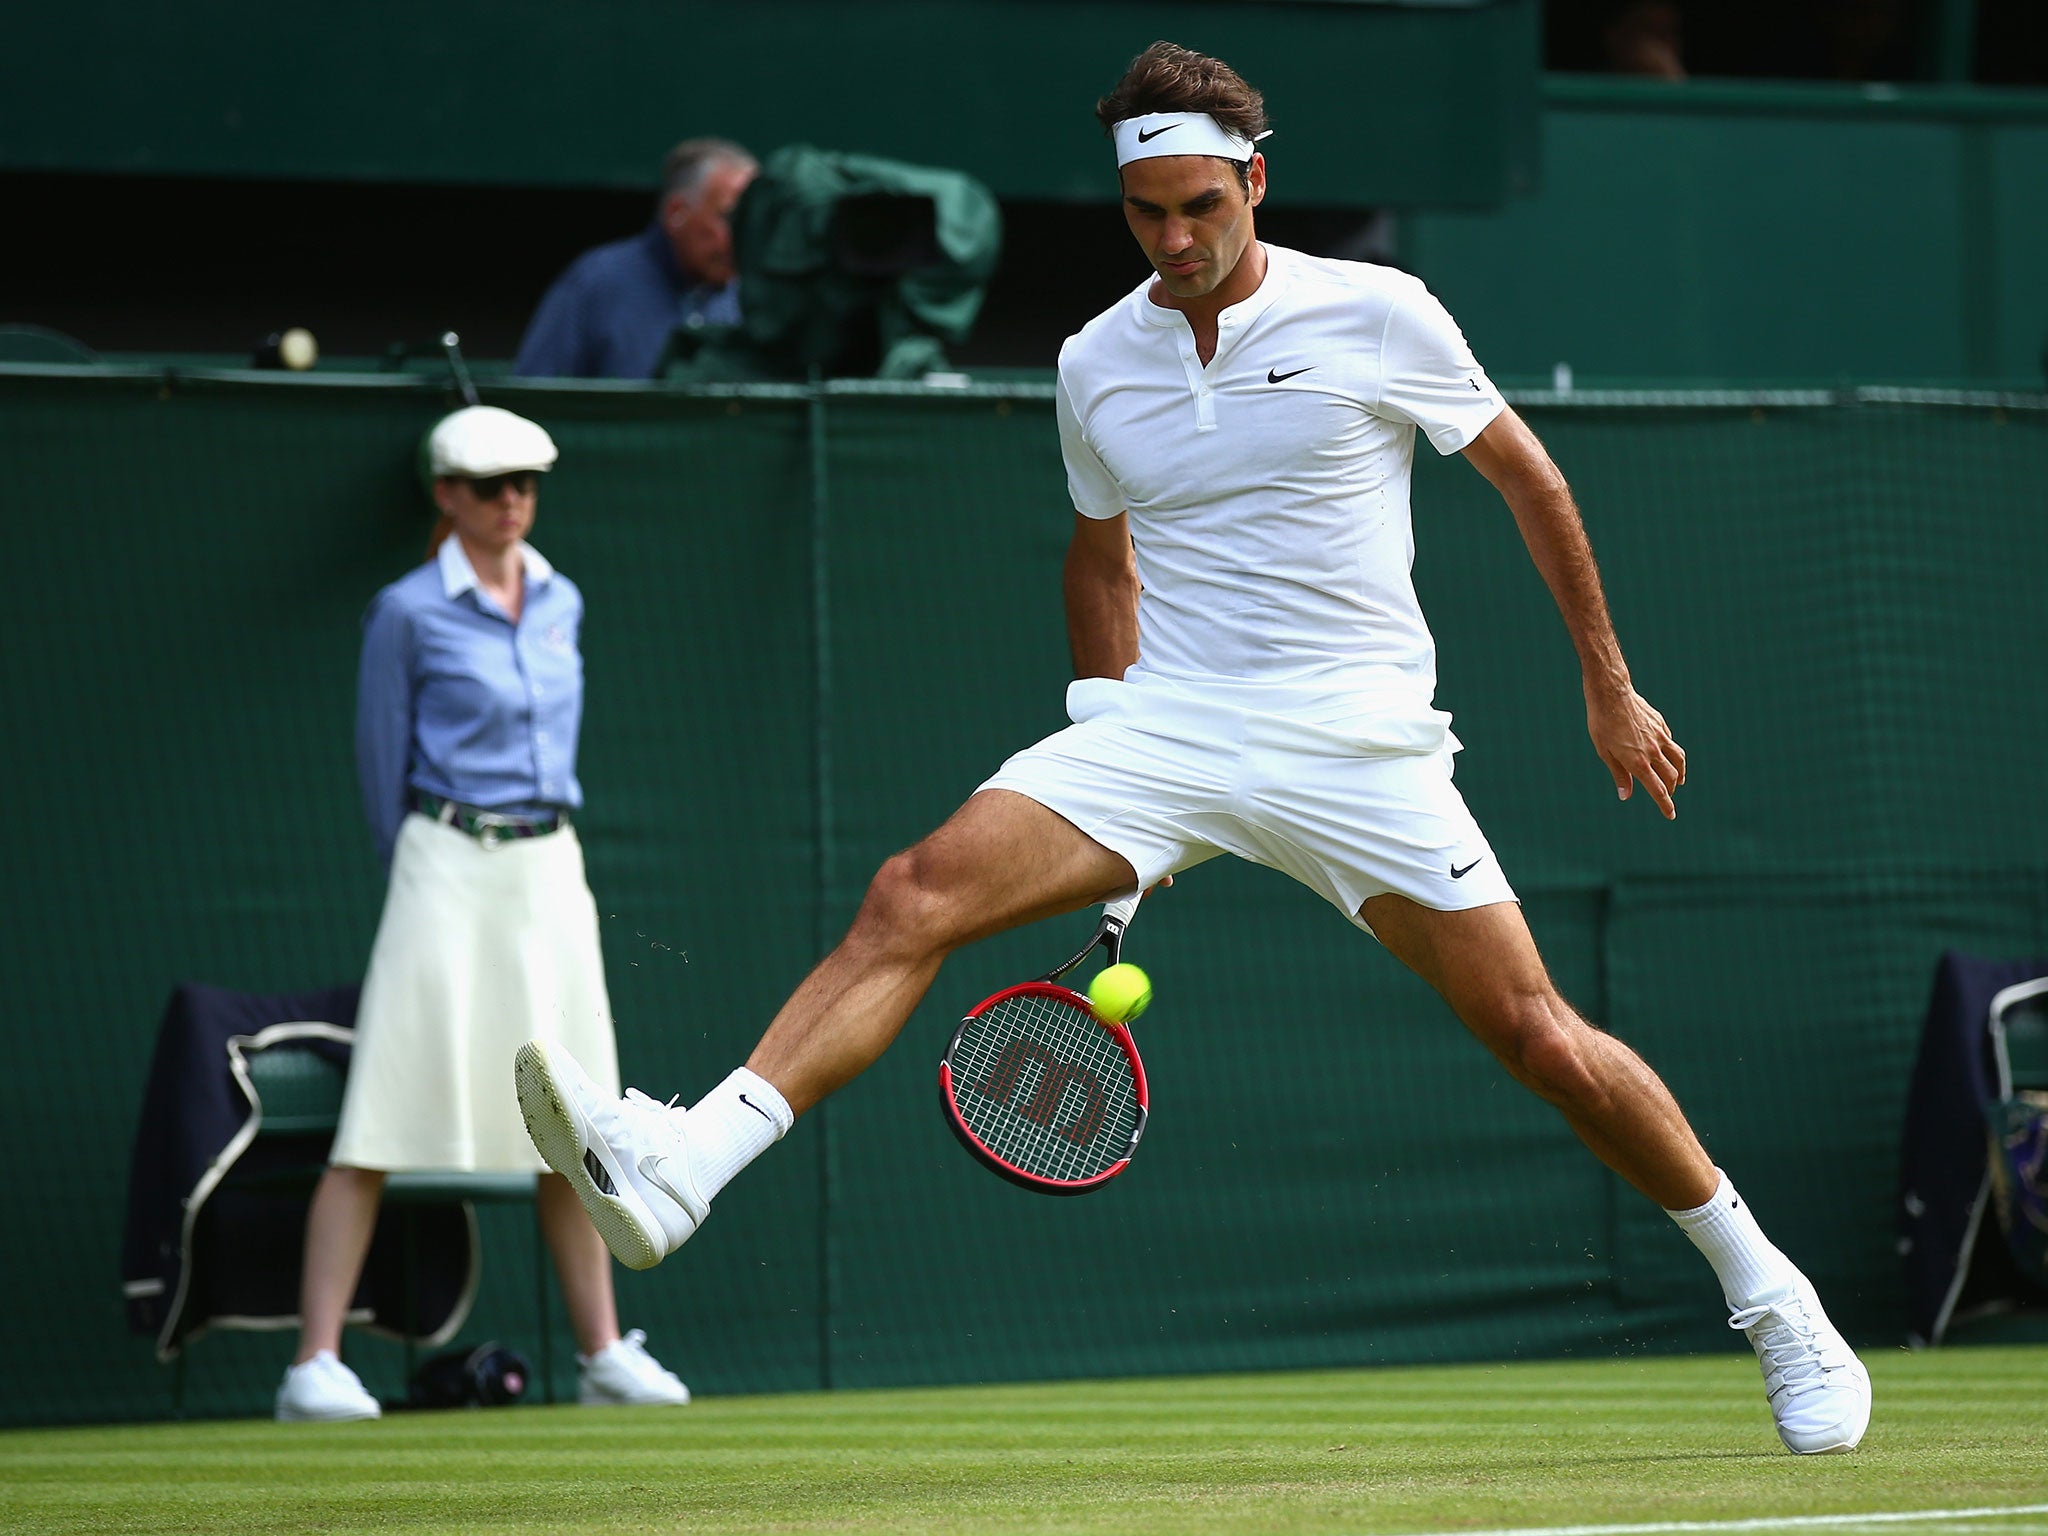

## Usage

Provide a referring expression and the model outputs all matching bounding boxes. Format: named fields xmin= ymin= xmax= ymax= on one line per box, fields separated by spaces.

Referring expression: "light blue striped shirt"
xmin=355 ymin=536 xmax=586 ymax=866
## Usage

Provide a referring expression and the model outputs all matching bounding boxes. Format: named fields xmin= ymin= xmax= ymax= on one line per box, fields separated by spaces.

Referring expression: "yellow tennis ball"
xmin=278 ymin=327 xmax=319 ymax=371
xmin=1087 ymin=962 xmax=1152 ymax=1024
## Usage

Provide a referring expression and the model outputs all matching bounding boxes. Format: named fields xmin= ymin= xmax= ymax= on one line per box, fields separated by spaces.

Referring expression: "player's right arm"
xmin=1063 ymin=511 xmax=1140 ymax=680
xmin=1054 ymin=363 xmax=1139 ymax=679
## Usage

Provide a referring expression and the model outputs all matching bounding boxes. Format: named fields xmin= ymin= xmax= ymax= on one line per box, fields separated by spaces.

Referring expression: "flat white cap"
xmin=427 ymin=405 xmax=558 ymax=477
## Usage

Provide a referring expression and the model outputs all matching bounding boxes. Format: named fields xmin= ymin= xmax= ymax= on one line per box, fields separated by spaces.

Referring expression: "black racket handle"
xmin=1043 ymin=892 xmax=1142 ymax=982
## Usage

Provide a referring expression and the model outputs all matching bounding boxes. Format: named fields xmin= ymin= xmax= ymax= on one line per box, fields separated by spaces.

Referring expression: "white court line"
xmin=1404 ymin=1506 xmax=2048 ymax=1536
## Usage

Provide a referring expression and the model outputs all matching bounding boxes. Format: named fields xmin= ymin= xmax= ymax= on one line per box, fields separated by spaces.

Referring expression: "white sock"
xmin=1666 ymin=1168 xmax=1801 ymax=1308
xmin=680 ymin=1068 xmax=793 ymax=1200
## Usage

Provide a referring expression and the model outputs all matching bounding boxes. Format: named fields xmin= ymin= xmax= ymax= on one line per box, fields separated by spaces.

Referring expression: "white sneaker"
xmin=275 ymin=1351 xmax=381 ymax=1422
xmin=578 ymin=1328 xmax=692 ymax=1407
xmin=1730 ymin=1276 xmax=1872 ymax=1454
xmin=514 ymin=1039 xmax=706 ymax=1270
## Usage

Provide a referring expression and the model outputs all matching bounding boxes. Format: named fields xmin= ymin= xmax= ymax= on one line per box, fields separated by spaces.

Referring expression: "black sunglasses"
xmin=463 ymin=471 xmax=539 ymax=500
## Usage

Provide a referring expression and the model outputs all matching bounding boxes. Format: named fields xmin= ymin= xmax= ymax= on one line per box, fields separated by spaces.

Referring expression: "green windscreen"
xmin=2 ymin=370 xmax=2043 ymax=1424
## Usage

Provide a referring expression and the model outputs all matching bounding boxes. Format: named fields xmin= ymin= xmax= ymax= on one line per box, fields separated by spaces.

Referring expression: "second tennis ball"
xmin=1087 ymin=962 xmax=1152 ymax=1024
xmin=278 ymin=327 xmax=319 ymax=370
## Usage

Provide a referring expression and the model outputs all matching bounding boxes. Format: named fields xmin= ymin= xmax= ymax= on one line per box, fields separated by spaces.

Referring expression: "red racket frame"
xmin=939 ymin=980 xmax=1150 ymax=1195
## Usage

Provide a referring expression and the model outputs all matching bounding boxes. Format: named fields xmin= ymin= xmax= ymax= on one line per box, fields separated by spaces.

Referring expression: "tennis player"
xmin=518 ymin=43 xmax=1871 ymax=1454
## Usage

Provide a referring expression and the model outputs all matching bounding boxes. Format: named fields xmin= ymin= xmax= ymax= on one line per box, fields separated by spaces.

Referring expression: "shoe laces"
xmin=1729 ymin=1293 xmax=1849 ymax=1399
xmin=623 ymin=1088 xmax=684 ymax=1120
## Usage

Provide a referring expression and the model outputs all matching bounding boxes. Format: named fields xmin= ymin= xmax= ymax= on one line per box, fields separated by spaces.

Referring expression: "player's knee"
xmin=853 ymin=849 xmax=964 ymax=957
xmin=1501 ymin=1004 xmax=1609 ymax=1113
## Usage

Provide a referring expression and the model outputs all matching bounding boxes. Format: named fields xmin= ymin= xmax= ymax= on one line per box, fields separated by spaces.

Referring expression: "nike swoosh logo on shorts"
xmin=1267 ymin=366 xmax=1315 ymax=384
xmin=1451 ymin=858 xmax=1485 ymax=879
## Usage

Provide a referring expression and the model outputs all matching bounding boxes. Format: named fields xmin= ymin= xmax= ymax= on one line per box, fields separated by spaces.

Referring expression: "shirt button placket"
xmin=1179 ymin=336 xmax=1218 ymax=433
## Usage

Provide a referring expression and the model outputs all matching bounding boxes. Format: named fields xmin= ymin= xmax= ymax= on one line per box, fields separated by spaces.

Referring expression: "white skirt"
xmin=331 ymin=812 xmax=621 ymax=1173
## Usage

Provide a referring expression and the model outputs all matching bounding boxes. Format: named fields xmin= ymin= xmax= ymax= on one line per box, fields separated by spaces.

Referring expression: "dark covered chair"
xmin=122 ymin=984 xmax=554 ymax=1407
xmin=1898 ymin=954 xmax=2048 ymax=1345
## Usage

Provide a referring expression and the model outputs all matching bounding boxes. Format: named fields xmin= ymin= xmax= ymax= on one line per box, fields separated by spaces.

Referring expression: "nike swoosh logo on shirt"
xmin=1267 ymin=366 xmax=1315 ymax=384
xmin=1451 ymin=858 xmax=1485 ymax=879
xmin=1136 ymin=123 xmax=1181 ymax=143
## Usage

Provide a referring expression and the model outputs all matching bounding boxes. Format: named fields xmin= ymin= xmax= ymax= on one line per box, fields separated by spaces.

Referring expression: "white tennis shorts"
xmin=332 ymin=813 xmax=620 ymax=1173
xmin=979 ymin=676 xmax=1517 ymax=929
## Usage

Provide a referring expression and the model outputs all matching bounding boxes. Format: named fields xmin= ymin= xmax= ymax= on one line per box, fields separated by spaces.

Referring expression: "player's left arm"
xmin=1461 ymin=407 xmax=1687 ymax=818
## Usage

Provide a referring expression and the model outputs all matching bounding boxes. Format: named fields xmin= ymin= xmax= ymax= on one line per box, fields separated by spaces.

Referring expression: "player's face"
xmin=665 ymin=162 xmax=757 ymax=287
xmin=1118 ymin=154 xmax=1266 ymax=301
xmin=437 ymin=472 xmax=538 ymax=554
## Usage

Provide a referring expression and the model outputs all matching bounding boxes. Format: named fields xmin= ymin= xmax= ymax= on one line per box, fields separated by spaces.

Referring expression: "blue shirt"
xmin=356 ymin=537 xmax=586 ymax=865
xmin=512 ymin=222 xmax=742 ymax=379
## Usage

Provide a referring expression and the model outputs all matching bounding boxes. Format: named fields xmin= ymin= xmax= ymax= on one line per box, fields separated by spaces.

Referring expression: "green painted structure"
xmin=0 ymin=0 xmax=1537 ymax=207
xmin=4 ymin=5 xmax=2042 ymax=385
xmin=3 ymin=367 xmax=2043 ymax=1424
xmin=1407 ymin=79 xmax=2048 ymax=389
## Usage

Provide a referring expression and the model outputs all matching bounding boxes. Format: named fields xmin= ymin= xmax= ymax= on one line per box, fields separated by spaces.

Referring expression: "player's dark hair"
xmin=1095 ymin=41 xmax=1268 ymax=193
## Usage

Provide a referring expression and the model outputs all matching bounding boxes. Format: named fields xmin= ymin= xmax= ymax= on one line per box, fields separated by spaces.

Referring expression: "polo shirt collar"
xmin=1135 ymin=242 xmax=1289 ymax=330
xmin=438 ymin=535 xmax=554 ymax=600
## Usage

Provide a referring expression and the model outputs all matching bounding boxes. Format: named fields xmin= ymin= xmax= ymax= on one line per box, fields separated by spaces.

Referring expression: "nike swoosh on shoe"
xmin=639 ymin=1153 xmax=706 ymax=1223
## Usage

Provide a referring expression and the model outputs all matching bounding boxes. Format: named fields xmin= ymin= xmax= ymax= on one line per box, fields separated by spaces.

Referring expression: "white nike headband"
xmin=1112 ymin=112 xmax=1271 ymax=168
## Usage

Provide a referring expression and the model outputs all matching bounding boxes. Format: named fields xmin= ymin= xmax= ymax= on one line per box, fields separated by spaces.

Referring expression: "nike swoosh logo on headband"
xmin=1136 ymin=123 xmax=1181 ymax=143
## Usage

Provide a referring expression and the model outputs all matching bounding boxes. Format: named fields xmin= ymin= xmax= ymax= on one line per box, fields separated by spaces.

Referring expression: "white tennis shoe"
xmin=578 ymin=1328 xmax=692 ymax=1406
xmin=514 ymin=1039 xmax=707 ymax=1271
xmin=1730 ymin=1277 xmax=1871 ymax=1454
xmin=275 ymin=1350 xmax=381 ymax=1422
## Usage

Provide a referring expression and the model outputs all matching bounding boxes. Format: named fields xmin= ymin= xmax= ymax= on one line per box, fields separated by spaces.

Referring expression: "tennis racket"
xmin=939 ymin=893 xmax=1148 ymax=1196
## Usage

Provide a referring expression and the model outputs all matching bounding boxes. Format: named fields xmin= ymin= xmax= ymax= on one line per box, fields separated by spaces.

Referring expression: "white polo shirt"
xmin=1056 ymin=243 xmax=1504 ymax=724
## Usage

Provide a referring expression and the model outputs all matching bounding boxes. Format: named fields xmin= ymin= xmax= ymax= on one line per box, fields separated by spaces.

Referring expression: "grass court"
xmin=5 ymin=1345 xmax=2042 ymax=1535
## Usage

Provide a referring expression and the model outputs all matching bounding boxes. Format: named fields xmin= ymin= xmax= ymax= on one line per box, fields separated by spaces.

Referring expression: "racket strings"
xmin=951 ymin=989 xmax=1141 ymax=1183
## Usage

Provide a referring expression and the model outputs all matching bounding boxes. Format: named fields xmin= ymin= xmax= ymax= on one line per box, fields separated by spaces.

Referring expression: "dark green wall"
xmin=1408 ymin=79 xmax=2048 ymax=388
xmin=0 ymin=0 xmax=1536 ymax=207
xmin=2 ymin=368 xmax=2044 ymax=1426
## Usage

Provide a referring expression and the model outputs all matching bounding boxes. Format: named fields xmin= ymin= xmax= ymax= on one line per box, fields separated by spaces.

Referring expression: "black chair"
xmin=123 ymin=984 xmax=556 ymax=1412
xmin=239 ymin=1042 xmax=557 ymax=1399
xmin=1898 ymin=955 xmax=2048 ymax=1345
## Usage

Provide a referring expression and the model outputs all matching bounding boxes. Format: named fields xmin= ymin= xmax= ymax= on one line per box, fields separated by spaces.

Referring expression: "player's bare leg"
xmin=1360 ymin=892 xmax=1870 ymax=1453
xmin=747 ymin=788 xmax=1138 ymax=1115
xmin=1358 ymin=895 xmax=1711 ymax=1207
xmin=515 ymin=788 xmax=1135 ymax=1270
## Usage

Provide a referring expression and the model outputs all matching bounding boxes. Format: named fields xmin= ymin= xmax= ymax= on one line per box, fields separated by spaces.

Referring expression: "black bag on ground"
xmin=407 ymin=1342 xmax=532 ymax=1409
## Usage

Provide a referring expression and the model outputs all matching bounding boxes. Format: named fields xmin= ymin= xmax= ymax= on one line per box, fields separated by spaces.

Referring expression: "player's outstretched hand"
xmin=1586 ymin=682 xmax=1686 ymax=819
